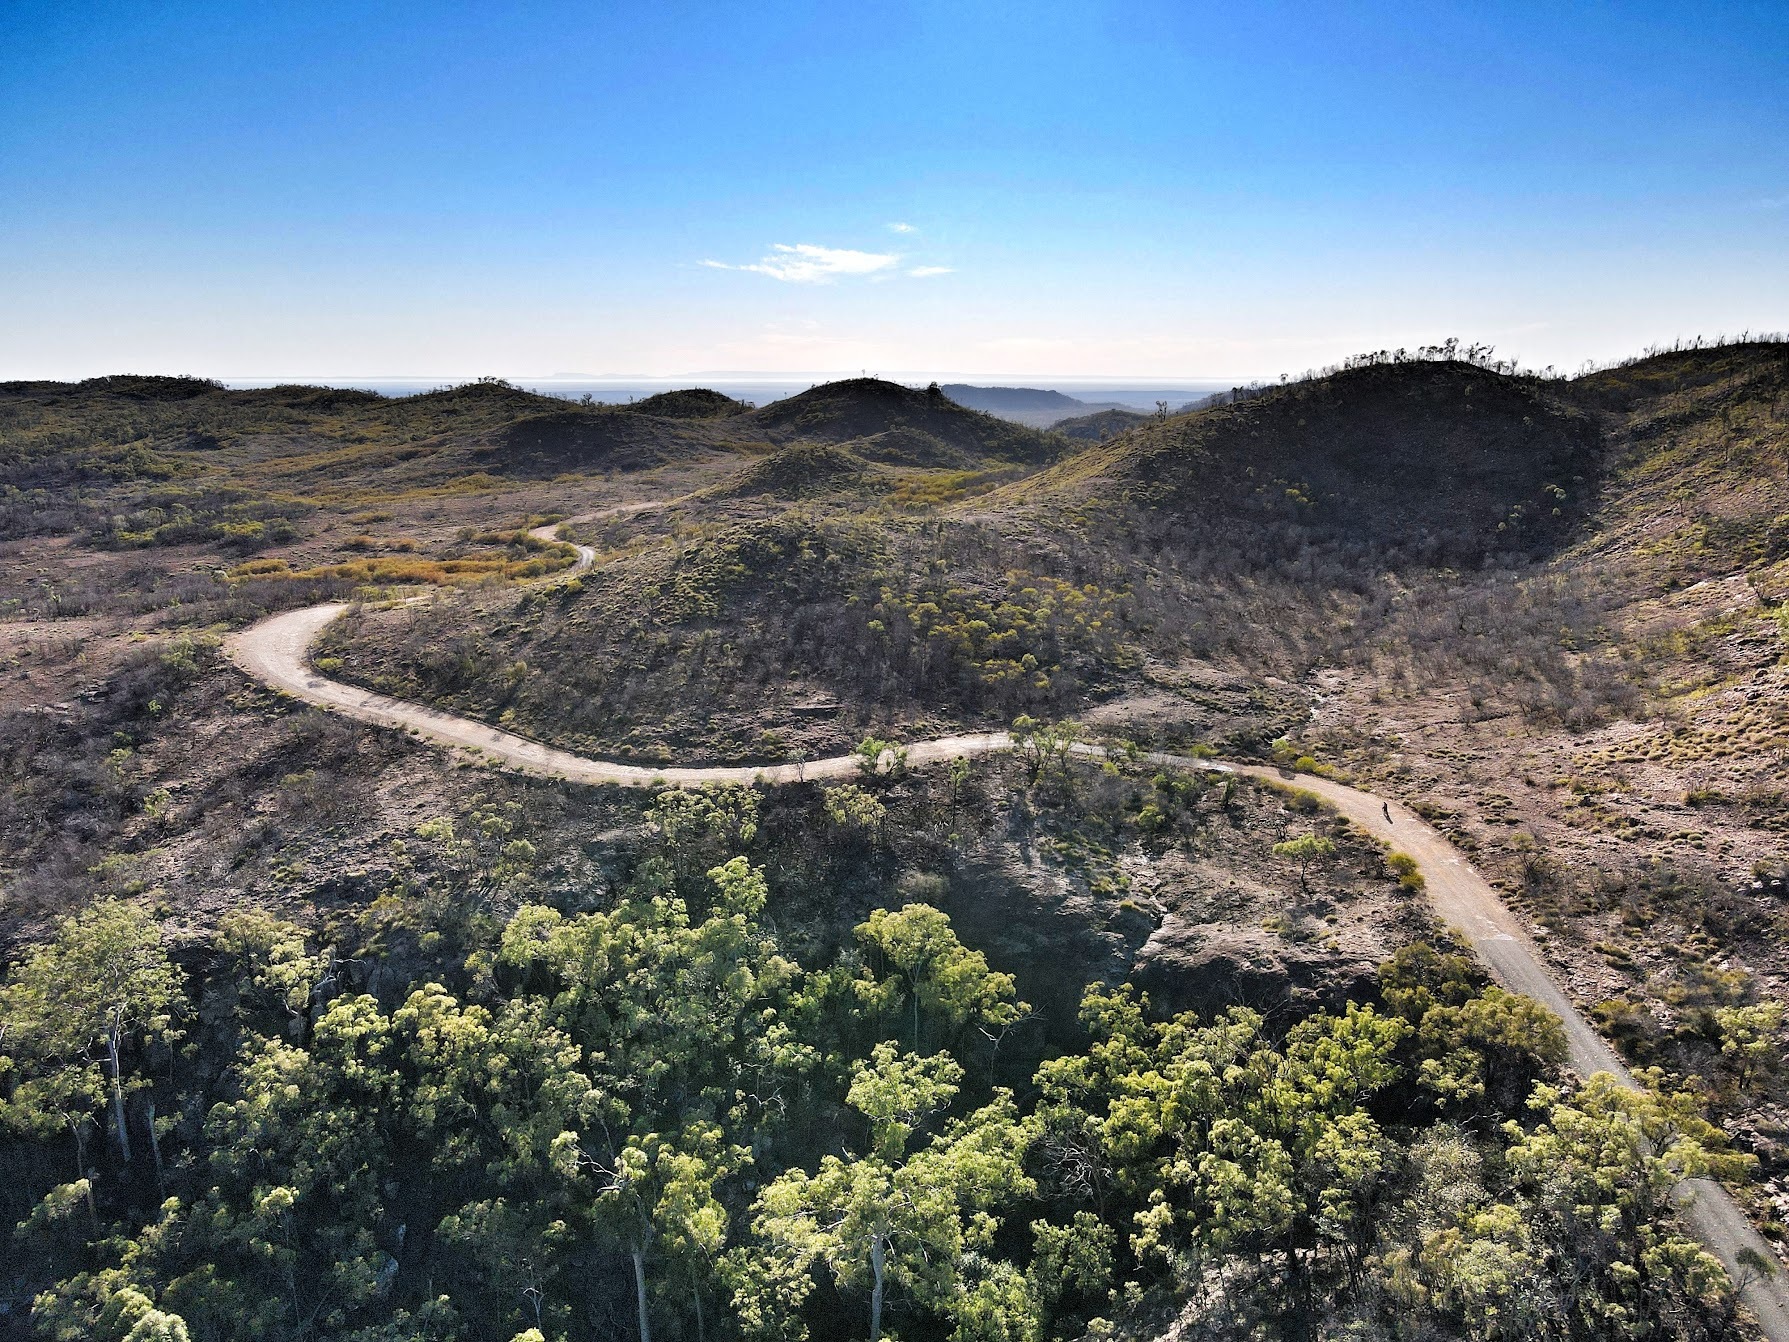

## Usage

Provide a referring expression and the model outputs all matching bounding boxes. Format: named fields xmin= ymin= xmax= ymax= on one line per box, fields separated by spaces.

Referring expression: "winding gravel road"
xmin=221 ymin=516 xmax=1789 ymax=1338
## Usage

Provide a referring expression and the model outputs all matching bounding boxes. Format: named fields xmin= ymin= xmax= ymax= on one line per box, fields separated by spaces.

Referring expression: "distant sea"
xmin=220 ymin=376 xmax=1234 ymax=413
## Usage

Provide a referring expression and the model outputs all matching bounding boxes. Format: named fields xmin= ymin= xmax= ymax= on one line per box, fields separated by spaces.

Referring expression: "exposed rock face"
xmin=1132 ymin=917 xmax=1380 ymax=1019
xmin=929 ymin=817 xmax=1402 ymax=1044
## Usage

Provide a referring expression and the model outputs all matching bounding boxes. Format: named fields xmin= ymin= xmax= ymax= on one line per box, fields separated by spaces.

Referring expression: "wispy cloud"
xmin=887 ymin=221 xmax=917 ymax=233
xmin=700 ymin=243 xmax=899 ymax=283
xmin=908 ymin=265 xmax=954 ymax=278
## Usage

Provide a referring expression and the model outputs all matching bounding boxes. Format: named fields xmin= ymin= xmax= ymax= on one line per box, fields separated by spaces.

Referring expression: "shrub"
xmin=1387 ymin=851 xmax=1426 ymax=890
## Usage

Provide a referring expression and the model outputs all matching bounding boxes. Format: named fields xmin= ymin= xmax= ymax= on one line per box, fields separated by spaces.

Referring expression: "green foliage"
xmin=0 ymin=901 xmax=182 ymax=1166
xmin=1712 ymin=1000 xmax=1784 ymax=1091
xmin=854 ymin=735 xmax=909 ymax=778
xmin=31 ymin=1274 xmax=194 ymax=1342
xmin=592 ymin=1122 xmax=748 ymax=1342
xmin=733 ymin=1043 xmax=1033 ymax=1342
xmin=495 ymin=857 xmax=805 ymax=1130
xmin=1035 ymin=986 xmax=1408 ymax=1280
xmin=648 ymin=783 xmax=760 ymax=853
xmin=1397 ymin=1075 xmax=1751 ymax=1341
xmin=418 ymin=800 xmax=537 ymax=891
xmin=95 ymin=484 xmax=307 ymax=552
xmin=821 ymin=782 xmax=887 ymax=837
xmin=1279 ymin=784 xmax=1327 ymax=814
xmin=233 ymin=532 xmax=579 ymax=588
xmin=1272 ymin=832 xmax=1337 ymax=890
xmin=647 ymin=783 xmax=761 ymax=889
xmin=1380 ymin=941 xmax=1568 ymax=1116
xmin=211 ymin=908 xmax=334 ymax=1039
xmin=855 ymin=904 xmax=1025 ymax=1051
xmin=1009 ymin=716 xmax=1084 ymax=788
xmin=865 ymin=572 xmax=1132 ymax=709
xmin=1386 ymin=849 xmax=1426 ymax=890
xmin=0 ymin=851 xmax=1757 ymax=1342
xmin=1026 ymin=1212 xmax=1114 ymax=1328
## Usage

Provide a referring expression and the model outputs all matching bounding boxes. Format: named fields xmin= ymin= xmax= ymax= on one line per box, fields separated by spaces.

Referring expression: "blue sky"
xmin=2 ymin=0 xmax=1785 ymax=380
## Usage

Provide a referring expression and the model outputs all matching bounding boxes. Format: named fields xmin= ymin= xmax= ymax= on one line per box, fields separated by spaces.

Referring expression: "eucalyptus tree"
xmin=1271 ymin=833 xmax=1335 ymax=893
xmin=1034 ymin=986 xmax=1407 ymax=1300
xmin=592 ymin=1122 xmax=746 ymax=1342
xmin=733 ymin=1043 xmax=1034 ymax=1341
xmin=853 ymin=903 xmax=1024 ymax=1052
xmin=498 ymin=856 xmax=808 ymax=1336
xmin=0 ymin=901 xmax=182 ymax=1167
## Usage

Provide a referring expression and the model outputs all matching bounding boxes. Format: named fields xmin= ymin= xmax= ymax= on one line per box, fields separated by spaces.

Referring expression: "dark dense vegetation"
xmin=0 ymin=776 xmax=1752 ymax=1342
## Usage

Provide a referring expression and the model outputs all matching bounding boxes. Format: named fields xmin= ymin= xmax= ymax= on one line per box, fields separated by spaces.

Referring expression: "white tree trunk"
xmin=632 ymin=1247 xmax=651 ymax=1342
xmin=869 ymin=1234 xmax=886 ymax=1342
xmin=146 ymin=1099 xmax=165 ymax=1188
xmin=106 ymin=1024 xmax=132 ymax=1163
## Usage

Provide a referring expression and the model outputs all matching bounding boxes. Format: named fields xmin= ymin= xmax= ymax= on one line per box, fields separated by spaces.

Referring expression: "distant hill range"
xmin=938 ymin=384 xmax=1144 ymax=428
xmin=938 ymin=385 xmax=1095 ymax=413
xmin=938 ymin=383 xmax=1218 ymax=430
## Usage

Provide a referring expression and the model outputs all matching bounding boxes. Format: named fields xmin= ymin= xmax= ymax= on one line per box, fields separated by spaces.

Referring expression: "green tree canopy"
xmin=0 ymin=900 xmax=182 ymax=1166
xmin=854 ymin=904 xmax=1025 ymax=1052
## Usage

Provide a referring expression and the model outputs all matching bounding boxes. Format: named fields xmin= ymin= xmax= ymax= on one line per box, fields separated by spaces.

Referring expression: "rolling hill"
xmin=1051 ymin=406 xmax=1152 ymax=440
xmin=5 ymin=341 xmax=1789 ymax=1342
xmin=1006 ymin=359 xmax=1605 ymax=563
xmin=742 ymin=377 xmax=1068 ymax=465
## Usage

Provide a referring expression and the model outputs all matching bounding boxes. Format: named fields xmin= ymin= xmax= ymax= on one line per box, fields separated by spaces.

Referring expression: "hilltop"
xmin=306 ymin=348 xmax=1789 ymax=767
xmin=1009 ymin=359 xmax=1604 ymax=563
xmin=702 ymin=442 xmax=878 ymax=500
xmin=1 ymin=376 xmax=590 ymax=489
xmin=937 ymin=383 xmax=1089 ymax=413
xmin=1052 ymin=405 xmax=1152 ymax=440
xmin=480 ymin=408 xmax=737 ymax=478
xmin=744 ymin=377 xmax=1067 ymax=465
xmin=629 ymin=386 xmax=751 ymax=418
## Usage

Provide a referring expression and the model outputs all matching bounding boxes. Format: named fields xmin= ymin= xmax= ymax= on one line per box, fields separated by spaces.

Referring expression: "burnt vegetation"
xmin=3 ymin=342 xmax=1789 ymax=1340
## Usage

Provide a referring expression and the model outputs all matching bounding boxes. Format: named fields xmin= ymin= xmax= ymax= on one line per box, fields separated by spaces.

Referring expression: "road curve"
xmin=221 ymin=528 xmax=1789 ymax=1337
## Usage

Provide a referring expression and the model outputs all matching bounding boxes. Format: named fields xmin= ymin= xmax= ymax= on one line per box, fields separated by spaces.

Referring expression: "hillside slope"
xmin=479 ymin=409 xmax=737 ymax=477
xmin=1053 ymin=406 xmax=1152 ymax=440
xmin=1564 ymin=342 xmax=1789 ymax=577
xmin=5 ymin=342 xmax=1789 ymax=1342
xmin=1012 ymin=360 xmax=1604 ymax=563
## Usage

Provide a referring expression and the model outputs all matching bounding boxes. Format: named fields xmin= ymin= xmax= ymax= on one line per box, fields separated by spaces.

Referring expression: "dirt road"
xmin=221 ymin=544 xmax=1789 ymax=1337
xmin=1207 ymin=762 xmax=1789 ymax=1339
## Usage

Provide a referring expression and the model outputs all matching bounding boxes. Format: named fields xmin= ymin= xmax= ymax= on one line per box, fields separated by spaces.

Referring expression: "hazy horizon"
xmin=196 ymin=373 xmax=1235 ymax=413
